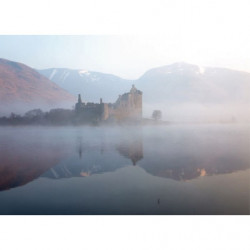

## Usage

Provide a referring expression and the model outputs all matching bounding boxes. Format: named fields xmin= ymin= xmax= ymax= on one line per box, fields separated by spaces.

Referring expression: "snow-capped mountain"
xmin=136 ymin=62 xmax=250 ymax=104
xmin=38 ymin=62 xmax=250 ymax=121
xmin=38 ymin=68 xmax=132 ymax=103
xmin=39 ymin=62 xmax=250 ymax=105
xmin=135 ymin=62 xmax=250 ymax=121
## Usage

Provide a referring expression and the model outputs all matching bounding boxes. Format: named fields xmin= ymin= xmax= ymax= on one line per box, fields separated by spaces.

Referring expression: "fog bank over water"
xmin=143 ymin=103 xmax=250 ymax=122
xmin=0 ymin=101 xmax=74 ymax=117
xmin=1 ymin=102 xmax=249 ymax=123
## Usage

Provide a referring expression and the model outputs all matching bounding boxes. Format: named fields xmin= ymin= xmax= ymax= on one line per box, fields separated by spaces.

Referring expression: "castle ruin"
xmin=75 ymin=85 xmax=142 ymax=123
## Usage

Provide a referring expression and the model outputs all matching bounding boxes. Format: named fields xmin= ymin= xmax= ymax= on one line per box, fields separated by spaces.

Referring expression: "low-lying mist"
xmin=0 ymin=101 xmax=74 ymax=117
xmin=143 ymin=102 xmax=250 ymax=123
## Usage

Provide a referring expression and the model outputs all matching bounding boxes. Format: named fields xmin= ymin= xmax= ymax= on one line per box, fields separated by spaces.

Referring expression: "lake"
xmin=0 ymin=124 xmax=249 ymax=215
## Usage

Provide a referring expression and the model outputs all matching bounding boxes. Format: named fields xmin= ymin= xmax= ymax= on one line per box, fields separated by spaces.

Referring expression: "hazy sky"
xmin=0 ymin=0 xmax=249 ymax=79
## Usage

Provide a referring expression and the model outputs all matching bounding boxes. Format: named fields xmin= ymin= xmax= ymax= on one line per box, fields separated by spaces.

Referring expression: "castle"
xmin=75 ymin=85 xmax=142 ymax=123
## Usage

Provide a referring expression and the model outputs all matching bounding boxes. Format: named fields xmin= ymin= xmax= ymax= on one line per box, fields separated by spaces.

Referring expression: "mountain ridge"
xmin=1 ymin=58 xmax=249 ymax=121
xmin=38 ymin=62 xmax=250 ymax=105
xmin=37 ymin=67 xmax=132 ymax=103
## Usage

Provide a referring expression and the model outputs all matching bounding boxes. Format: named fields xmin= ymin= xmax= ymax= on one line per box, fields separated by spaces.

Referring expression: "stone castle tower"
xmin=75 ymin=85 xmax=142 ymax=122
xmin=112 ymin=84 xmax=142 ymax=121
xmin=75 ymin=94 xmax=85 ymax=114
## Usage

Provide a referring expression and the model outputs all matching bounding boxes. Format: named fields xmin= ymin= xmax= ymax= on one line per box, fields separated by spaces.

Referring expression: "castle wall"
xmin=75 ymin=85 xmax=142 ymax=123
xmin=101 ymin=103 xmax=109 ymax=120
xmin=111 ymin=89 xmax=142 ymax=121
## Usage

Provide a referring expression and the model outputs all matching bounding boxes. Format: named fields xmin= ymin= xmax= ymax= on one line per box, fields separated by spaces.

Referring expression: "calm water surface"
xmin=0 ymin=124 xmax=249 ymax=215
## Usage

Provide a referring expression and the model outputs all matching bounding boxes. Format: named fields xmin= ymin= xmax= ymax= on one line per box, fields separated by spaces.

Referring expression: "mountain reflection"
xmin=0 ymin=140 xmax=70 ymax=191
xmin=0 ymin=126 xmax=249 ymax=191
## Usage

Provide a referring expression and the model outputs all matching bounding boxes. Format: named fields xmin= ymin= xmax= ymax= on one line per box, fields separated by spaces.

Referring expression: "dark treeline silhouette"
xmin=0 ymin=108 xmax=101 ymax=126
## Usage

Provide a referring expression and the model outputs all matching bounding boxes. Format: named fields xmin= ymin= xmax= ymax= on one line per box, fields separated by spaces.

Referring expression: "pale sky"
xmin=0 ymin=0 xmax=249 ymax=79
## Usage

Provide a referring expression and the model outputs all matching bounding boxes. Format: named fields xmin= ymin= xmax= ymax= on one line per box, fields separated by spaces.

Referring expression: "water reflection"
xmin=116 ymin=131 xmax=143 ymax=165
xmin=0 ymin=125 xmax=249 ymax=192
xmin=0 ymin=138 xmax=70 ymax=191
xmin=41 ymin=130 xmax=144 ymax=179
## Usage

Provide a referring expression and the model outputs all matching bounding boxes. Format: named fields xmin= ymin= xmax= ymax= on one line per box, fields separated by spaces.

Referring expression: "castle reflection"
xmin=116 ymin=131 xmax=143 ymax=166
xmin=42 ymin=132 xmax=143 ymax=179
xmin=0 ymin=126 xmax=249 ymax=191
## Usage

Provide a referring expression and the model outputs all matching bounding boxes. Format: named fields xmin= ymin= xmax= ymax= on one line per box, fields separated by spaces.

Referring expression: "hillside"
xmin=136 ymin=62 xmax=250 ymax=104
xmin=0 ymin=59 xmax=75 ymax=115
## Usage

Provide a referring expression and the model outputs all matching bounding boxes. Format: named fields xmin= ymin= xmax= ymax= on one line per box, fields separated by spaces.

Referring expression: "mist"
xmin=0 ymin=124 xmax=249 ymax=215
xmin=0 ymin=100 xmax=75 ymax=117
xmin=143 ymin=102 xmax=250 ymax=123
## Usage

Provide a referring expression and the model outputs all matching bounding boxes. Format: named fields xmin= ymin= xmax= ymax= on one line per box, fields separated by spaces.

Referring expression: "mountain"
xmin=37 ymin=68 xmax=132 ymax=103
xmin=39 ymin=62 xmax=250 ymax=122
xmin=135 ymin=62 xmax=250 ymax=121
xmin=39 ymin=62 xmax=250 ymax=105
xmin=0 ymin=59 xmax=75 ymax=115
xmin=136 ymin=62 xmax=250 ymax=104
